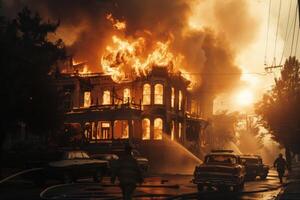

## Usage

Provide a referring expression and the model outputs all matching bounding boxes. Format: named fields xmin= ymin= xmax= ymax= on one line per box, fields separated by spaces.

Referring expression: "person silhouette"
xmin=274 ymin=153 xmax=288 ymax=183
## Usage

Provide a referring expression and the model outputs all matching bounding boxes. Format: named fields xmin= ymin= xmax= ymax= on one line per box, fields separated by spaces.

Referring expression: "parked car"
xmin=193 ymin=150 xmax=246 ymax=192
xmin=240 ymin=154 xmax=269 ymax=180
xmin=91 ymin=149 xmax=149 ymax=174
xmin=34 ymin=150 xmax=108 ymax=184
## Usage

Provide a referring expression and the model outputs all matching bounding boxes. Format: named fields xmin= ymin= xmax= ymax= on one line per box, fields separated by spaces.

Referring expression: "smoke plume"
xmin=2 ymin=0 xmax=259 ymax=95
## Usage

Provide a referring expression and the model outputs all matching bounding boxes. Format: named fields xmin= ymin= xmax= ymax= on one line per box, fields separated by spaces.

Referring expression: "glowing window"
xmin=142 ymin=118 xmax=150 ymax=140
xmin=171 ymin=87 xmax=175 ymax=108
xmin=114 ymin=120 xmax=129 ymax=139
xmin=191 ymin=100 xmax=197 ymax=114
xmin=84 ymin=91 xmax=91 ymax=107
xmin=171 ymin=120 xmax=175 ymax=140
xmin=179 ymin=123 xmax=182 ymax=138
xmin=142 ymin=84 xmax=151 ymax=105
xmin=154 ymin=118 xmax=163 ymax=140
xmin=154 ymin=84 xmax=163 ymax=105
xmin=179 ymin=90 xmax=183 ymax=110
xmin=123 ymin=88 xmax=131 ymax=103
xmin=102 ymin=90 xmax=111 ymax=105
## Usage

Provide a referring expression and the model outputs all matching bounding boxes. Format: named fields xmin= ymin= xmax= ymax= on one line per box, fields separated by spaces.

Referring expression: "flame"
xmin=101 ymin=35 xmax=185 ymax=83
xmin=79 ymin=66 xmax=92 ymax=75
xmin=106 ymin=13 xmax=126 ymax=30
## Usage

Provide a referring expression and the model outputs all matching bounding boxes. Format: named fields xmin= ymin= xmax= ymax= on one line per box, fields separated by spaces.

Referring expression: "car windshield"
xmin=205 ymin=155 xmax=237 ymax=164
xmin=65 ymin=151 xmax=90 ymax=159
xmin=241 ymin=157 xmax=261 ymax=164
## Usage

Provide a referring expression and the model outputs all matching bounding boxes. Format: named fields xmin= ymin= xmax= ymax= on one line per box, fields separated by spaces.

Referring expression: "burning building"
xmin=56 ymin=60 xmax=209 ymax=153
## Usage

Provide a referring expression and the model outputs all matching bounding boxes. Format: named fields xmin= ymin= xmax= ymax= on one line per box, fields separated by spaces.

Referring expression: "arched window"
xmin=178 ymin=90 xmax=183 ymax=110
xmin=142 ymin=118 xmax=150 ymax=140
xmin=171 ymin=87 xmax=175 ymax=108
xmin=84 ymin=91 xmax=91 ymax=107
xmin=171 ymin=120 xmax=175 ymax=140
xmin=178 ymin=122 xmax=182 ymax=139
xmin=142 ymin=84 xmax=151 ymax=105
xmin=102 ymin=90 xmax=111 ymax=105
xmin=123 ymin=88 xmax=131 ymax=103
xmin=154 ymin=84 xmax=163 ymax=104
xmin=154 ymin=118 xmax=163 ymax=140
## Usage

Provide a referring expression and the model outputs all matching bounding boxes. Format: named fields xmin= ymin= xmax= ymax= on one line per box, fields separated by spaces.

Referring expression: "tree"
xmin=256 ymin=56 xmax=300 ymax=166
xmin=236 ymin=114 xmax=264 ymax=153
xmin=0 ymin=7 xmax=66 ymax=150
xmin=211 ymin=111 xmax=238 ymax=149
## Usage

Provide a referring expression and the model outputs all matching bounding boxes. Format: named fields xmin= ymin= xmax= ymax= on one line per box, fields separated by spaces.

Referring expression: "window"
xmin=191 ymin=100 xmax=197 ymax=114
xmin=154 ymin=84 xmax=163 ymax=104
xmin=102 ymin=90 xmax=111 ymax=105
xmin=154 ymin=118 xmax=163 ymax=140
xmin=142 ymin=84 xmax=151 ymax=105
xmin=142 ymin=118 xmax=150 ymax=140
xmin=178 ymin=90 xmax=182 ymax=110
xmin=84 ymin=91 xmax=91 ymax=107
xmin=123 ymin=88 xmax=131 ymax=103
xmin=171 ymin=120 xmax=175 ymax=140
xmin=179 ymin=122 xmax=182 ymax=138
xmin=171 ymin=87 xmax=175 ymax=108
xmin=114 ymin=120 xmax=129 ymax=139
xmin=101 ymin=122 xmax=110 ymax=139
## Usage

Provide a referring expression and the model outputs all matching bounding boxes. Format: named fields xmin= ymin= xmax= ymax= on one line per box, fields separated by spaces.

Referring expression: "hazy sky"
xmin=190 ymin=0 xmax=299 ymax=113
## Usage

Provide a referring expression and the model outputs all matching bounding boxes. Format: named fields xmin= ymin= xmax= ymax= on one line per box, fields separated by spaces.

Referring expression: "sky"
xmin=197 ymin=0 xmax=300 ymax=113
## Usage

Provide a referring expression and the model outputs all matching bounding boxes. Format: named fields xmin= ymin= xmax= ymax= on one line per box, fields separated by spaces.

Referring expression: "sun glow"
xmin=235 ymin=90 xmax=254 ymax=106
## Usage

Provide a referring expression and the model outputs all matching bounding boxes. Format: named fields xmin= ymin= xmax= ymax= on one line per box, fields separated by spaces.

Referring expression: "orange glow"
xmin=171 ymin=87 xmax=175 ymax=108
xmin=154 ymin=84 xmax=164 ymax=104
xmin=79 ymin=66 xmax=92 ymax=75
xmin=106 ymin=13 xmax=126 ymax=30
xmin=142 ymin=84 xmax=151 ymax=105
xmin=154 ymin=118 xmax=163 ymax=140
xmin=102 ymin=90 xmax=111 ymax=105
xmin=179 ymin=90 xmax=183 ymax=110
xmin=171 ymin=121 xmax=175 ymax=140
xmin=101 ymin=35 xmax=186 ymax=83
xmin=235 ymin=89 xmax=254 ymax=106
xmin=83 ymin=91 xmax=91 ymax=107
xmin=123 ymin=88 xmax=131 ymax=103
xmin=142 ymin=118 xmax=150 ymax=140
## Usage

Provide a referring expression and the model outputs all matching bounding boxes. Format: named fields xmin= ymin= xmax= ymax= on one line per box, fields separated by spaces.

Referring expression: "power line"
xmin=264 ymin=0 xmax=272 ymax=66
xmin=290 ymin=3 xmax=298 ymax=56
xmin=273 ymin=0 xmax=282 ymax=65
xmin=279 ymin=0 xmax=293 ymax=65
xmin=294 ymin=18 xmax=300 ymax=57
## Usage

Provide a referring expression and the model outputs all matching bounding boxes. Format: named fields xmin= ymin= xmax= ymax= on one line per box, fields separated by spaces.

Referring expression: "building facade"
xmin=55 ymin=65 xmax=208 ymax=159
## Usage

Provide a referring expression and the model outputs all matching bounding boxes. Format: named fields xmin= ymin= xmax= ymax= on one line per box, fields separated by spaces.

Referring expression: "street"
xmin=0 ymin=169 xmax=283 ymax=200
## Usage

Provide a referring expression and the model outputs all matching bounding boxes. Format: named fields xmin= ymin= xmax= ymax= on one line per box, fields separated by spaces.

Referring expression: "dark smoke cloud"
xmin=2 ymin=0 xmax=257 ymax=96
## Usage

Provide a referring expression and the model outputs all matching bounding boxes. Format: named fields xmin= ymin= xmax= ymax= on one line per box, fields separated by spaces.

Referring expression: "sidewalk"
xmin=277 ymin=162 xmax=300 ymax=200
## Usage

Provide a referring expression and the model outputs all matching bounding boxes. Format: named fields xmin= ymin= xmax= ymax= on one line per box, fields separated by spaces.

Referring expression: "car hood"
xmin=196 ymin=164 xmax=239 ymax=174
xmin=49 ymin=159 xmax=108 ymax=167
xmin=136 ymin=157 xmax=148 ymax=163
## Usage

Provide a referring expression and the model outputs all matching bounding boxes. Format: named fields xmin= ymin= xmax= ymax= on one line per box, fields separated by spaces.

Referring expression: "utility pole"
xmin=264 ymin=65 xmax=282 ymax=73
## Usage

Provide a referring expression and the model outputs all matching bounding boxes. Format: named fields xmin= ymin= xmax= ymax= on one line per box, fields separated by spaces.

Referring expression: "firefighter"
xmin=111 ymin=143 xmax=143 ymax=200
xmin=273 ymin=153 xmax=288 ymax=183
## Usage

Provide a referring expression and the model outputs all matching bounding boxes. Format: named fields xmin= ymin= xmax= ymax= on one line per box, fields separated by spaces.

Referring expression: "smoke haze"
xmin=2 ymin=0 xmax=259 ymax=95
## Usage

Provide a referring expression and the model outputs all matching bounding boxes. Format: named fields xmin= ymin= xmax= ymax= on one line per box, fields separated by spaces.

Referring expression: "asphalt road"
xmin=0 ymin=169 xmax=284 ymax=200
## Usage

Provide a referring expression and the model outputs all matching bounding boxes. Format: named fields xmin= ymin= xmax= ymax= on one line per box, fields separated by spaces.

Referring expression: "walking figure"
xmin=111 ymin=143 xmax=143 ymax=200
xmin=273 ymin=153 xmax=288 ymax=183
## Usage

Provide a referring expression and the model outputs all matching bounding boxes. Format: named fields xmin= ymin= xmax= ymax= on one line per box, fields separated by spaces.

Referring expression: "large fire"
xmin=101 ymin=35 xmax=187 ymax=83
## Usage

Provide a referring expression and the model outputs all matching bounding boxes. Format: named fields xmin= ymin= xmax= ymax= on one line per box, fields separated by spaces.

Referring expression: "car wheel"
xmin=63 ymin=173 xmax=73 ymax=184
xmin=197 ymin=184 xmax=204 ymax=192
xmin=93 ymin=170 xmax=103 ymax=183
